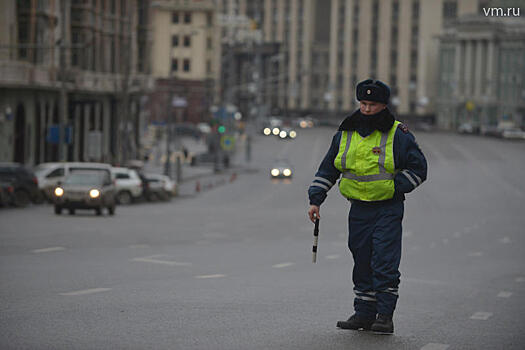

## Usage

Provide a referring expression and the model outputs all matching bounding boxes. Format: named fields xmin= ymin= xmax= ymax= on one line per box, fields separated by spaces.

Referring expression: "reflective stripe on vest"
xmin=334 ymin=121 xmax=400 ymax=201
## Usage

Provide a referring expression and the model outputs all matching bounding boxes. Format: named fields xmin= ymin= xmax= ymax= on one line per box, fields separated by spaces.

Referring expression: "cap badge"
xmin=366 ymin=89 xmax=371 ymax=95
xmin=372 ymin=147 xmax=381 ymax=155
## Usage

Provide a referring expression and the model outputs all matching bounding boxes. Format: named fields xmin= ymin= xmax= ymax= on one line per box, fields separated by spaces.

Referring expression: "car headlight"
xmin=283 ymin=169 xmax=292 ymax=177
xmin=271 ymin=168 xmax=280 ymax=177
xmin=263 ymin=127 xmax=271 ymax=135
xmin=54 ymin=187 xmax=64 ymax=197
xmin=89 ymin=189 xmax=100 ymax=198
xmin=289 ymin=131 xmax=297 ymax=138
xmin=279 ymin=131 xmax=287 ymax=138
xmin=272 ymin=127 xmax=280 ymax=135
xmin=300 ymin=121 xmax=307 ymax=128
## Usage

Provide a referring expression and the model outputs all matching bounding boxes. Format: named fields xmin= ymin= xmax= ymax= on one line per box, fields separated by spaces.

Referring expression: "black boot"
xmin=370 ymin=314 xmax=394 ymax=334
xmin=336 ymin=314 xmax=375 ymax=330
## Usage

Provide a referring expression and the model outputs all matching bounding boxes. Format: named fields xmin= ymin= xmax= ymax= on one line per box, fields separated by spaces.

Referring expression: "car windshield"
xmin=64 ymin=172 xmax=106 ymax=185
xmin=34 ymin=164 xmax=54 ymax=175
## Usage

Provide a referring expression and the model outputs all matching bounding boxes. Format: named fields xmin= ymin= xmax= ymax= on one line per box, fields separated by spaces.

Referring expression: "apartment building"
xmin=437 ymin=15 xmax=525 ymax=130
xmin=0 ymin=0 xmax=153 ymax=165
xmin=149 ymin=0 xmax=218 ymax=124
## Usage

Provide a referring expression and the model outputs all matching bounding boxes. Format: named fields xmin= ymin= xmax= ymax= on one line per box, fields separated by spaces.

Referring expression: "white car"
xmin=34 ymin=162 xmax=114 ymax=201
xmin=112 ymin=167 xmax=143 ymax=204
xmin=144 ymin=173 xmax=177 ymax=200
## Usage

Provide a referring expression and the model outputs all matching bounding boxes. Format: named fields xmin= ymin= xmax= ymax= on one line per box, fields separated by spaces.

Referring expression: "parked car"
xmin=0 ymin=163 xmax=42 ymax=207
xmin=501 ymin=128 xmax=525 ymax=140
xmin=34 ymin=162 xmax=114 ymax=201
xmin=143 ymin=173 xmax=177 ymax=201
xmin=53 ymin=169 xmax=116 ymax=216
xmin=112 ymin=167 xmax=143 ymax=204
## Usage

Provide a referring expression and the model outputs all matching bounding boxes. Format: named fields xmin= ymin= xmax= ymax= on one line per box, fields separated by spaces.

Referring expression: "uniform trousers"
xmin=347 ymin=200 xmax=404 ymax=318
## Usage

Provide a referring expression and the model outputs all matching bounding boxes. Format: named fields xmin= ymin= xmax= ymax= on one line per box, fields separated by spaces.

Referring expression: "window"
xmin=171 ymin=58 xmax=178 ymax=72
xmin=184 ymin=12 xmax=191 ymax=24
xmin=184 ymin=36 xmax=191 ymax=47
xmin=207 ymin=37 xmax=212 ymax=50
xmin=207 ymin=12 xmax=213 ymax=27
xmin=172 ymin=35 xmax=179 ymax=47
xmin=206 ymin=60 xmax=211 ymax=74
xmin=172 ymin=12 xmax=179 ymax=23
xmin=116 ymin=173 xmax=130 ymax=179
xmin=443 ymin=1 xmax=457 ymax=20
xmin=46 ymin=168 xmax=64 ymax=178
xmin=183 ymin=59 xmax=190 ymax=72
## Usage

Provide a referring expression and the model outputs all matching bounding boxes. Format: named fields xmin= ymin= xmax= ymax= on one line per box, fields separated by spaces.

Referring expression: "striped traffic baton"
xmin=312 ymin=218 xmax=320 ymax=263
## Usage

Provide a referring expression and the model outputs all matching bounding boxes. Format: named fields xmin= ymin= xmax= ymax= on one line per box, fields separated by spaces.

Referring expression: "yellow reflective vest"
xmin=334 ymin=121 xmax=401 ymax=201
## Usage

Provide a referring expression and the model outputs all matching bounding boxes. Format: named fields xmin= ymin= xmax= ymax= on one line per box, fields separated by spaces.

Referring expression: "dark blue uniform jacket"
xmin=308 ymin=109 xmax=428 ymax=207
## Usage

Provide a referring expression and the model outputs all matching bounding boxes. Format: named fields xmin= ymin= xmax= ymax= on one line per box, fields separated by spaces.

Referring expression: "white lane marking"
xmin=442 ymin=238 xmax=449 ymax=245
xmin=129 ymin=244 xmax=150 ymax=248
xmin=515 ymin=277 xmax=525 ymax=283
xmin=497 ymin=291 xmax=513 ymax=298
xmin=338 ymin=233 xmax=346 ymax=239
xmin=470 ymin=312 xmax=492 ymax=320
xmin=421 ymin=343 xmax=450 ymax=350
xmin=325 ymin=254 xmax=340 ymax=260
xmin=32 ymin=246 xmax=65 ymax=253
xmin=59 ymin=288 xmax=111 ymax=296
xmin=132 ymin=255 xmax=192 ymax=266
xmin=404 ymin=230 xmax=414 ymax=238
xmin=429 ymin=242 xmax=437 ymax=248
xmin=499 ymin=237 xmax=511 ymax=244
xmin=468 ymin=252 xmax=483 ymax=257
xmin=194 ymin=274 xmax=226 ymax=279
xmin=272 ymin=262 xmax=295 ymax=268
xmin=453 ymin=232 xmax=462 ymax=238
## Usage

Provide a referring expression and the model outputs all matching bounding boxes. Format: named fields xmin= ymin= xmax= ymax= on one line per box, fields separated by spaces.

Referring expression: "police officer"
xmin=307 ymin=79 xmax=427 ymax=334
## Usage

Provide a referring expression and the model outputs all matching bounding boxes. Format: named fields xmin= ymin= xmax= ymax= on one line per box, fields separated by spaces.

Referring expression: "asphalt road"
xmin=1 ymin=127 xmax=525 ymax=349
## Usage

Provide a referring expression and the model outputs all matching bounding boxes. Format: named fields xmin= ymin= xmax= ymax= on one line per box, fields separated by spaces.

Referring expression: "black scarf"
xmin=338 ymin=108 xmax=395 ymax=133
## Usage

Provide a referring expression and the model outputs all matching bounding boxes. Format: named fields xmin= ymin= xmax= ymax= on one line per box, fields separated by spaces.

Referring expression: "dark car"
xmin=53 ymin=170 xmax=116 ymax=215
xmin=270 ymin=159 xmax=294 ymax=179
xmin=0 ymin=163 xmax=42 ymax=207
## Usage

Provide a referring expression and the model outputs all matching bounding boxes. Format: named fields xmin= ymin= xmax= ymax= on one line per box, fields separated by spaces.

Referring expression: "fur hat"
xmin=356 ymin=79 xmax=390 ymax=104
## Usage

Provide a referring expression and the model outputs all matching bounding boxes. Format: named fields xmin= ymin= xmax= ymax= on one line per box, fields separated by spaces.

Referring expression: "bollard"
xmin=195 ymin=180 xmax=201 ymax=193
xmin=229 ymin=172 xmax=237 ymax=183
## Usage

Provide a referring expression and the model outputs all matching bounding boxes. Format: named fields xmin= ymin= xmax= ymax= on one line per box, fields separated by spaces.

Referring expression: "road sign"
xmin=172 ymin=97 xmax=187 ymax=108
xmin=220 ymin=135 xmax=235 ymax=151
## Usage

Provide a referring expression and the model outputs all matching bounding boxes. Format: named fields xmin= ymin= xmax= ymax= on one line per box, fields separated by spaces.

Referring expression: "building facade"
xmin=437 ymin=15 xmax=525 ymax=130
xmin=149 ymin=0 xmax=218 ymax=124
xmin=0 ymin=0 xmax=153 ymax=166
xmin=216 ymin=0 xmax=484 ymax=120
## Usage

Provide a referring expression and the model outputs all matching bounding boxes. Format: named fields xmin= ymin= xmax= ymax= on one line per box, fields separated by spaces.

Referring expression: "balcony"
xmin=0 ymin=60 xmax=58 ymax=88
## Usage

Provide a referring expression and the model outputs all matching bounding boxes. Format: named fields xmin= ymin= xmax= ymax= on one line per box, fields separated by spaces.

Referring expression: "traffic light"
xmin=218 ymin=125 xmax=226 ymax=134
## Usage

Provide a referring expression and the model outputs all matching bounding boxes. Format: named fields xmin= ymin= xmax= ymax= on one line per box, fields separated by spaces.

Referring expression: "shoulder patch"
xmin=398 ymin=123 xmax=409 ymax=134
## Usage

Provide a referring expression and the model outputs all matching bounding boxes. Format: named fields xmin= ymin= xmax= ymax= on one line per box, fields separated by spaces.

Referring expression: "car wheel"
xmin=95 ymin=207 xmax=102 ymax=216
xmin=54 ymin=206 xmax=62 ymax=215
xmin=108 ymin=205 xmax=115 ymax=216
xmin=68 ymin=208 xmax=75 ymax=215
xmin=13 ymin=190 xmax=31 ymax=207
xmin=116 ymin=191 xmax=132 ymax=205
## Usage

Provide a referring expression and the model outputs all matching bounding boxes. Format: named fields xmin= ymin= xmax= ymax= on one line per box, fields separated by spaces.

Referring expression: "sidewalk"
xmin=143 ymin=134 xmax=255 ymax=184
